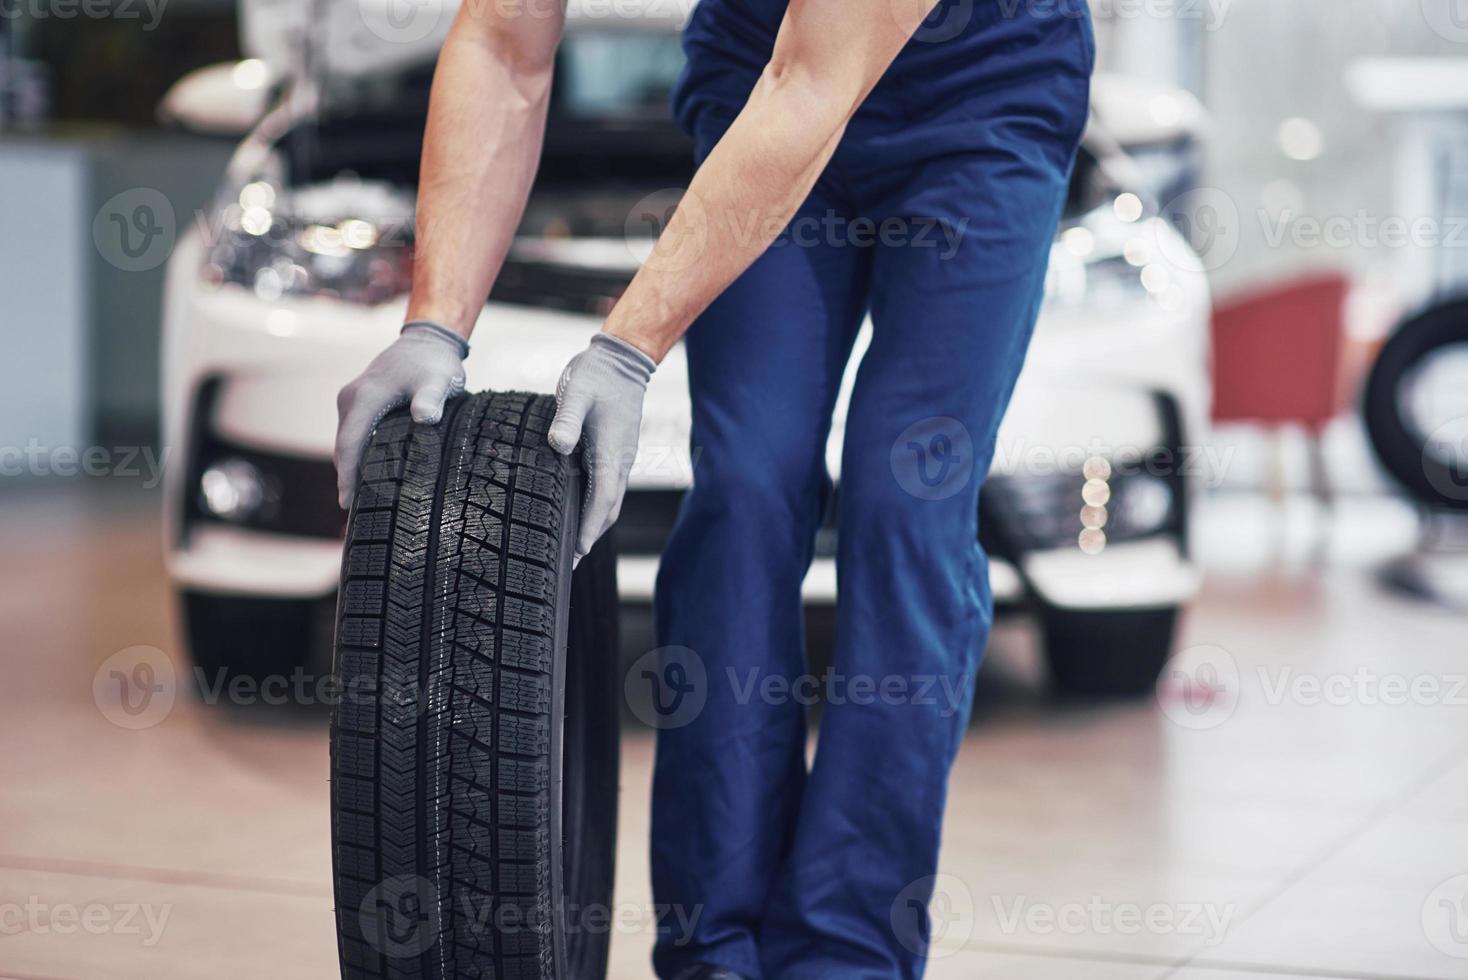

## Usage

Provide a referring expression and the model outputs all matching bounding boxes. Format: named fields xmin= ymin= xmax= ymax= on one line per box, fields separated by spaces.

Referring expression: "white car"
xmin=161 ymin=0 xmax=1210 ymax=696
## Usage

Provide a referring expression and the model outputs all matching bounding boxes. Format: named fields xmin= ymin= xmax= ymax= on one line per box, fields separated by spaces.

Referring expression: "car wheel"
xmin=179 ymin=590 xmax=326 ymax=691
xmin=1040 ymin=605 xmax=1180 ymax=698
xmin=330 ymin=390 xmax=620 ymax=980
xmin=1363 ymin=297 xmax=1468 ymax=511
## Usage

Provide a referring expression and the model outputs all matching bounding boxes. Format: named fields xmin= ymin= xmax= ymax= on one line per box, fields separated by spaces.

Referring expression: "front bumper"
xmin=171 ymin=525 xmax=345 ymax=596
xmin=170 ymin=521 xmax=1192 ymax=613
xmin=165 ymin=268 xmax=1204 ymax=613
xmin=168 ymin=386 xmax=1201 ymax=615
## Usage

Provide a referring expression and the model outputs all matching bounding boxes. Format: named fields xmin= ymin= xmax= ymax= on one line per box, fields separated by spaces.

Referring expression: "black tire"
xmin=179 ymin=590 xmax=326 ymax=691
xmin=1363 ymin=296 xmax=1468 ymax=511
xmin=329 ymin=390 xmax=619 ymax=980
xmin=1041 ymin=605 xmax=1179 ymax=698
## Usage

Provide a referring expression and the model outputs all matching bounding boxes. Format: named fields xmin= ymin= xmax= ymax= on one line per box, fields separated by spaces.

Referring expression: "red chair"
xmin=1210 ymin=272 xmax=1352 ymax=500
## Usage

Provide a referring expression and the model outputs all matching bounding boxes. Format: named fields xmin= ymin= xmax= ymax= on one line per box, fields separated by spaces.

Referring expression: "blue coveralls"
xmin=650 ymin=3 xmax=1094 ymax=976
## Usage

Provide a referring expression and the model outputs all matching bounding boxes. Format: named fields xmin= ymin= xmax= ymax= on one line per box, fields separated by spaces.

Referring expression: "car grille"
xmin=617 ymin=488 xmax=842 ymax=559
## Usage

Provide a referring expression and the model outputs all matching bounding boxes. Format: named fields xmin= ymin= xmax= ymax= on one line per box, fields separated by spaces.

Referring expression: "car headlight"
xmin=202 ymin=178 xmax=415 ymax=306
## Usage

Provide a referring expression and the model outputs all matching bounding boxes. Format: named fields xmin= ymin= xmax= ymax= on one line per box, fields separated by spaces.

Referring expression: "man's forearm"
xmin=602 ymin=65 xmax=852 ymax=362
xmin=405 ymin=8 xmax=564 ymax=338
xmin=604 ymin=0 xmax=939 ymax=362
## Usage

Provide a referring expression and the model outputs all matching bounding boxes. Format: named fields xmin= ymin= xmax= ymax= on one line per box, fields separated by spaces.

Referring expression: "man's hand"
xmin=334 ymin=322 xmax=468 ymax=509
xmin=547 ymin=334 xmax=656 ymax=564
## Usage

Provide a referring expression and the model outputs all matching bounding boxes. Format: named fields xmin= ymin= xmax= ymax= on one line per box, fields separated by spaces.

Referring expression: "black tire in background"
xmin=330 ymin=390 xmax=619 ymax=980
xmin=1041 ymin=605 xmax=1180 ymax=698
xmin=1364 ymin=297 xmax=1468 ymax=511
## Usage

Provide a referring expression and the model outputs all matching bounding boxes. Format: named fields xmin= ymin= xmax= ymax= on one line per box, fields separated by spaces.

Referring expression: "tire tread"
xmin=331 ymin=391 xmax=572 ymax=979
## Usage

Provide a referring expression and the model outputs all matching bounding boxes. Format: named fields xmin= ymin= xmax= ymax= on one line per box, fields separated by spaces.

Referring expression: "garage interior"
xmin=4 ymin=1 xmax=1468 ymax=979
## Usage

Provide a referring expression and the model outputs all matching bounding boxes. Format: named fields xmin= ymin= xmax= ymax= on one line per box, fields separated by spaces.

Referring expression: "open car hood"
xmin=240 ymin=2 xmax=1205 ymax=155
xmin=239 ymin=0 xmax=452 ymax=79
xmin=240 ymin=0 xmax=689 ymax=80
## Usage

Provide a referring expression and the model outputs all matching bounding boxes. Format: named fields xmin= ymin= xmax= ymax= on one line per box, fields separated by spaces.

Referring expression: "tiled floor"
xmin=2 ymin=483 xmax=1466 ymax=979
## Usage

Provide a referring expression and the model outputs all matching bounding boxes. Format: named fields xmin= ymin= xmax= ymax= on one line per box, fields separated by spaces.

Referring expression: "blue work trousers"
xmin=652 ymin=3 xmax=1094 ymax=976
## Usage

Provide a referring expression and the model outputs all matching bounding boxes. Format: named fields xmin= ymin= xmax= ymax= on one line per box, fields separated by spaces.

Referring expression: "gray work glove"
xmin=334 ymin=321 xmax=468 ymax=509
xmin=547 ymin=333 xmax=656 ymax=564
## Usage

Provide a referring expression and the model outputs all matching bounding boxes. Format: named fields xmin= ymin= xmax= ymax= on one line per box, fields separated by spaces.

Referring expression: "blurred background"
xmin=4 ymin=0 xmax=1468 ymax=977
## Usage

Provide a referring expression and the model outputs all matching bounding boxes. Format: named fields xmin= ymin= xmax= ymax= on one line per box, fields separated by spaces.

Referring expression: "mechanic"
xmin=335 ymin=0 xmax=1093 ymax=977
